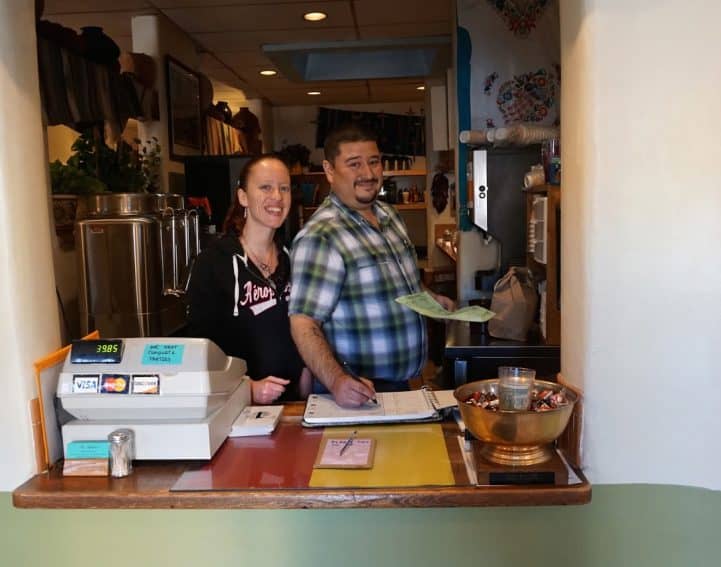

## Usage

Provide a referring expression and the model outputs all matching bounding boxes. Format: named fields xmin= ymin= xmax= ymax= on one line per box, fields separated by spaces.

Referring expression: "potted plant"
xmin=49 ymin=133 xmax=108 ymax=249
xmin=137 ymin=136 xmax=162 ymax=193
xmin=50 ymin=129 xmax=161 ymax=248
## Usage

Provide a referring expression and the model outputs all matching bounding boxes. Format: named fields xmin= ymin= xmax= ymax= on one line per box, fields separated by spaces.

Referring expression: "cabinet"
xmin=525 ymin=184 xmax=561 ymax=345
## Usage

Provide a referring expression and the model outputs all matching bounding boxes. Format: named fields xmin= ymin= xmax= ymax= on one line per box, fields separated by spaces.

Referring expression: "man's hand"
xmin=251 ymin=376 xmax=290 ymax=404
xmin=331 ymin=374 xmax=377 ymax=408
xmin=429 ymin=290 xmax=456 ymax=312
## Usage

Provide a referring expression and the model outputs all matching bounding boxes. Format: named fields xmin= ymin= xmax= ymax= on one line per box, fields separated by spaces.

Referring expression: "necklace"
xmin=240 ymin=237 xmax=276 ymax=277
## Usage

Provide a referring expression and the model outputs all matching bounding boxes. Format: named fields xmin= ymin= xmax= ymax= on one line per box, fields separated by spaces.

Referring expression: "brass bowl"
xmin=454 ymin=379 xmax=577 ymax=466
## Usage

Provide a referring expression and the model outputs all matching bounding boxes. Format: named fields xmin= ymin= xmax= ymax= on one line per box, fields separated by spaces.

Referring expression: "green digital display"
xmin=70 ymin=339 xmax=124 ymax=364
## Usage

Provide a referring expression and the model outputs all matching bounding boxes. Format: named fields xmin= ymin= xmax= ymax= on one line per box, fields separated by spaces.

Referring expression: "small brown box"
xmin=63 ymin=458 xmax=109 ymax=477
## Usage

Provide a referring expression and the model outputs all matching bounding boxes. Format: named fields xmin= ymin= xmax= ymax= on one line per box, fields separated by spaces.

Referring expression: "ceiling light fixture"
xmin=303 ymin=12 xmax=327 ymax=22
xmin=416 ymin=85 xmax=426 ymax=91
xmin=307 ymin=91 xmax=321 ymax=95
xmin=259 ymin=69 xmax=277 ymax=76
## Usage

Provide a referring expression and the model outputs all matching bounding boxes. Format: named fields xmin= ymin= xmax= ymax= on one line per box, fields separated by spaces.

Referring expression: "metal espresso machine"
xmin=57 ymin=338 xmax=251 ymax=460
xmin=76 ymin=193 xmax=200 ymax=338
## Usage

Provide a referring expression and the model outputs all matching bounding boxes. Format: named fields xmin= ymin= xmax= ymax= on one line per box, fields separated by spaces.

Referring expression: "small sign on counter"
xmin=314 ymin=437 xmax=375 ymax=469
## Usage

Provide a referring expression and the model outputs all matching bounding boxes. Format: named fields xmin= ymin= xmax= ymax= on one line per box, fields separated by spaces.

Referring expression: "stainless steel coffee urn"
xmin=76 ymin=193 xmax=199 ymax=337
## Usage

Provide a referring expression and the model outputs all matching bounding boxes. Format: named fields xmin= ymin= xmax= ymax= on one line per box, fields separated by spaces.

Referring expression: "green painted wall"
xmin=2 ymin=485 xmax=720 ymax=566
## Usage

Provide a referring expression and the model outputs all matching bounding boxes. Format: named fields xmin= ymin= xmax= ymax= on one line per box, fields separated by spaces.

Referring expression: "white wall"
xmin=0 ymin=0 xmax=62 ymax=489
xmin=560 ymin=0 xmax=721 ymax=489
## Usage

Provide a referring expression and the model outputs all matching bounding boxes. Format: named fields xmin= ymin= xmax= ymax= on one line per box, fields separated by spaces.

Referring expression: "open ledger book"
xmin=303 ymin=388 xmax=458 ymax=426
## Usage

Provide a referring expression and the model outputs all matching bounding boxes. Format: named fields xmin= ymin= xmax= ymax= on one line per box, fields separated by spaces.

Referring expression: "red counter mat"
xmin=171 ymin=422 xmax=323 ymax=491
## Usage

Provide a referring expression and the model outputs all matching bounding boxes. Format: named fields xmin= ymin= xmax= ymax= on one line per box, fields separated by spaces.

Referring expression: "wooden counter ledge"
xmin=13 ymin=404 xmax=591 ymax=510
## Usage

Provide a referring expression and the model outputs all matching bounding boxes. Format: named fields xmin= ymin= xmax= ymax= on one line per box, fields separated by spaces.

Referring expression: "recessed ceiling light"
xmin=416 ymin=85 xmax=426 ymax=91
xmin=303 ymin=12 xmax=327 ymax=22
xmin=259 ymin=69 xmax=277 ymax=76
xmin=307 ymin=91 xmax=321 ymax=96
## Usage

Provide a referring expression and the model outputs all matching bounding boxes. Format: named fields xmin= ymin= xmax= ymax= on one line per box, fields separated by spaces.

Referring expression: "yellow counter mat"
xmin=309 ymin=424 xmax=455 ymax=488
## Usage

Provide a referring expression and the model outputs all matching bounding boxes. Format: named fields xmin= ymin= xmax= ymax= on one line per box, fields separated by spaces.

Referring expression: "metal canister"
xmin=108 ymin=429 xmax=135 ymax=478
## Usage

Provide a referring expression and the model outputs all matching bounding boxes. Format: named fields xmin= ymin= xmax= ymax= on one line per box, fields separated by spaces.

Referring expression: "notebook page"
xmin=382 ymin=391 xmax=435 ymax=418
xmin=303 ymin=390 xmax=435 ymax=425
xmin=426 ymin=389 xmax=458 ymax=410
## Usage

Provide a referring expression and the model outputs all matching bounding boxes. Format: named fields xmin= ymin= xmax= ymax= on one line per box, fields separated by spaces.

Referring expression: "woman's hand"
xmin=251 ymin=376 xmax=290 ymax=404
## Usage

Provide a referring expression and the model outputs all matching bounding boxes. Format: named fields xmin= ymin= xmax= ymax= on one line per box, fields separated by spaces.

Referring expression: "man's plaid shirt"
xmin=289 ymin=193 xmax=427 ymax=381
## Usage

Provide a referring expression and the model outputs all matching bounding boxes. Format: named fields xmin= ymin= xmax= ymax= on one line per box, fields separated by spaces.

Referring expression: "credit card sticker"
xmin=100 ymin=374 xmax=130 ymax=394
xmin=72 ymin=374 xmax=100 ymax=393
xmin=132 ymin=374 xmax=159 ymax=395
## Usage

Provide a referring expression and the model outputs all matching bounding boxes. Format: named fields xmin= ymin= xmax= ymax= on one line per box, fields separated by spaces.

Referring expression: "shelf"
xmin=303 ymin=202 xmax=426 ymax=216
xmin=292 ymin=170 xmax=426 ymax=178
xmin=291 ymin=171 xmax=326 ymax=178
xmin=523 ymin=183 xmax=561 ymax=194
xmin=384 ymin=169 xmax=426 ymax=177
xmin=395 ymin=203 xmax=426 ymax=210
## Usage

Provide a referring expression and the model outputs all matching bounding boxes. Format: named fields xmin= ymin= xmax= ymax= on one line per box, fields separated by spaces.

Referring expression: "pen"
xmin=339 ymin=430 xmax=357 ymax=456
xmin=343 ymin=362 xmax=378 ymax=405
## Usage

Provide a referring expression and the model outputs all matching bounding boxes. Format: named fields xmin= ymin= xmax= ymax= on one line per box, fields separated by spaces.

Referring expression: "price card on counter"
xmin=314 ymin=437 xmax=375 ymax=469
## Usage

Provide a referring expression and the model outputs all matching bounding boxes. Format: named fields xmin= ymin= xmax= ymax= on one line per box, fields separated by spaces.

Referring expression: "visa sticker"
xmin=141 ymin=343 xmax=185 ymax=365
xmin=132 ymin=374 xmax=159 ymax=395
xmin=72 ymin=374 xmax=99 ymax=393
xmin=100 ymin=374 xmax=130 ymax=394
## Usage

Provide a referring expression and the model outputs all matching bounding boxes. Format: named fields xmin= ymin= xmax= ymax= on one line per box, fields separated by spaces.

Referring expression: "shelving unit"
xmin=383 ymin=169 xmax=426 ymax=177
xmin=294 ymin=169 xmax=428 ymax=216
xmin=525 ymin=184 xmax=561 ymax=345
xmin=302 ymin=202 xmax=425 ymax=218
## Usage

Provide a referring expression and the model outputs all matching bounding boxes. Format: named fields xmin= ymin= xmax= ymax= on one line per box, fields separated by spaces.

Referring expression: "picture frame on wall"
xmin=165 ymin=55 xmax=202 ymax=161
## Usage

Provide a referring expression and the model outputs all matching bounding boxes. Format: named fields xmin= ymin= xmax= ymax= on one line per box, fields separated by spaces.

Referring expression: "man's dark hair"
xmin=323 ymin=123 xmax=379 ymax=163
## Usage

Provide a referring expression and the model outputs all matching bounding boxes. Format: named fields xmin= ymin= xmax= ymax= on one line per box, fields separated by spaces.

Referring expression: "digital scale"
xmin=57 ymin=338 xmax=251 ymax=460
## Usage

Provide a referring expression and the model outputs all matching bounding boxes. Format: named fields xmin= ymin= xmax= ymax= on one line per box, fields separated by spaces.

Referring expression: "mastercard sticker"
xmin=100 ymin=374 xmax=130 ymax=394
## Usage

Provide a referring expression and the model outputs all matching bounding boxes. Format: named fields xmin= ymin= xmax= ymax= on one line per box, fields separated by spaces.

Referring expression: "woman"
xmin=187 ymin=155 xmax=310 ymax=403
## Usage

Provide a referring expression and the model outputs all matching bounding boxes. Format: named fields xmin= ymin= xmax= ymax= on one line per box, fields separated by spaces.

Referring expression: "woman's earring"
xmin=243 ymin=207 xmax=247 ymax=219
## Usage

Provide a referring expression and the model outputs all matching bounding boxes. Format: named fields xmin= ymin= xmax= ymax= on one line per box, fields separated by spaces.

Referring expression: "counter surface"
xmin=13 ymin=404 xmax=590 ymax=509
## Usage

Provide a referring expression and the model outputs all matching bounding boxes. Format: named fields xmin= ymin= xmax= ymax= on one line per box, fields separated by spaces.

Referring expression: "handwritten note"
xmin=141 ymin=344 xmax=185 ymax=365
xmin=395 ymin=292 xmax=495 ymax=323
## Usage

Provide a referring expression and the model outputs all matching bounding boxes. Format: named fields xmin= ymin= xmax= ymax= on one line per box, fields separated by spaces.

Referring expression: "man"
xmin=289 ymin=124 xmax=454 ymax=407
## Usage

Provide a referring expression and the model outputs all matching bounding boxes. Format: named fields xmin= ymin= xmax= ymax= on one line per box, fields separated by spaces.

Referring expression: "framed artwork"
xmin=165 ymin=55 xmax=202 ymax=161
